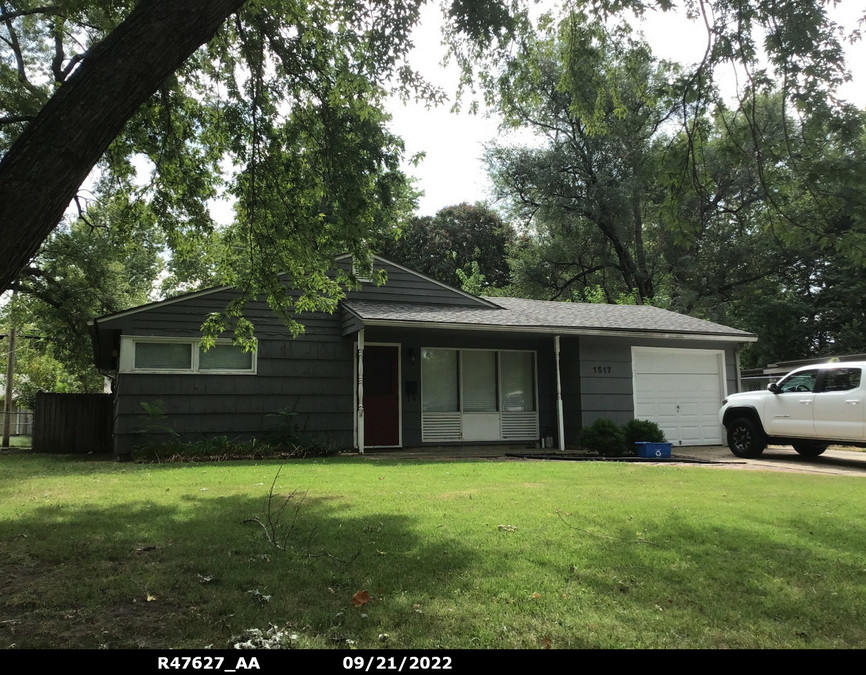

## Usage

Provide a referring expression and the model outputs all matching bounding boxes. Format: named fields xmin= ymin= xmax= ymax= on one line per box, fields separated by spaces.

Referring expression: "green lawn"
xmin=1 ymin=453 xmax=865 ymax=649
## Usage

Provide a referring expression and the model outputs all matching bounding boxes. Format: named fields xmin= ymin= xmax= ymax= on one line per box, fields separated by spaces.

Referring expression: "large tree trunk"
xmin=0 ymin=0 xmax=247 ymax=293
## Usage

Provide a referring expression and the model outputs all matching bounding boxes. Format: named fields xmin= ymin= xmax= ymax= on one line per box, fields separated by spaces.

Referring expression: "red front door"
xmin=363 ymin=346 xmax=400 ymax=446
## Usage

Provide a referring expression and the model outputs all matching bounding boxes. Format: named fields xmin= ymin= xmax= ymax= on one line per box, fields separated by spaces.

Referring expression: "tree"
xmin=377 ymin=202 xmax=514 ymax=289
xmin=485 ymin=9 xmax=866 ymax=290
xmin=1 ymin=1 xmax=862 ymax=332
xmin=455 ymin=1 xmax=866 ymax=272
xmin=3 ymin=198 xmax=164 ymax=400
xmin=482 ymin=9 xmax=866 ymax=372
xmin=486 ymin=15 xmax=678 ymax=304
xmin=0 ymin=0 xmax=523 ymax=344
xmin=0 ymin=0 xmax=247 ymax=294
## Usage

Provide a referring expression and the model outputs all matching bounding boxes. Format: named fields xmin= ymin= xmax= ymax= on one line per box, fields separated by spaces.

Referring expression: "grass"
xmin=1 ymin=435 xmax=31 ymax=448
xmin=2 ymin=453 xmax=866 ymax=649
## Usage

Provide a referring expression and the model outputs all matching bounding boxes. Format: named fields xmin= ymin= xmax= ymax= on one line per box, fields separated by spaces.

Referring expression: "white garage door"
xmin=632 ymin=347 xmax=726 ymax=446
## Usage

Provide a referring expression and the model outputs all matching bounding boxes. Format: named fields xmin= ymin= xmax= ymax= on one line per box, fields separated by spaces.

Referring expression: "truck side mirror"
xmin=768 ymin=382 xmax=779 ymax=394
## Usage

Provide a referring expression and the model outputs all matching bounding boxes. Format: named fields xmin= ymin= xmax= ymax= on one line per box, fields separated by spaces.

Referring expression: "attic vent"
xmin=500 ymin=412 xmax=539 ymax=440
xmin=352 ymin=258 xmax=372 ymax=284
xmin=422 ymin=413 xmax=462 ymax=442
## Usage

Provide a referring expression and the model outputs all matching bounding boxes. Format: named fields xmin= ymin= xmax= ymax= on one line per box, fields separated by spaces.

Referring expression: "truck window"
xmin=820 ymin=368 xmax=862 ymax=393
xmin=778 ymin=370 xmax=819 ymax=393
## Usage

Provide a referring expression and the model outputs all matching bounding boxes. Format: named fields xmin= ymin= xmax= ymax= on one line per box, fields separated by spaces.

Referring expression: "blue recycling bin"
xmin=635 ymin=442 xmax=672 ymax=458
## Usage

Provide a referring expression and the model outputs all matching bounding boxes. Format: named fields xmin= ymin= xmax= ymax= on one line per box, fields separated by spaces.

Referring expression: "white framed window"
xmin=420 ymin=347 xmax=538 ymax=442
xmin=462 ymin=350 xmax=498 ymax=412
xmin=500 ymin=351 xmax=536 ymax=412
xmin=421 ymin=348 xmax=459 ymax=412
xmin=119 ymin=336 xmax=257 ymax=374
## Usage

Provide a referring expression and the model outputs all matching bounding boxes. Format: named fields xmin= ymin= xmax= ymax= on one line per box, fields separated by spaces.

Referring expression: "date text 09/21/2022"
xmin=344 ymin=656 xmax=452 ymax=671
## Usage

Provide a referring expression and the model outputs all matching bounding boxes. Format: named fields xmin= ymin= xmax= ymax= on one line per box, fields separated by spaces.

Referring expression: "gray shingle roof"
xmin=343 ymin=296 xmax=756 ymax=339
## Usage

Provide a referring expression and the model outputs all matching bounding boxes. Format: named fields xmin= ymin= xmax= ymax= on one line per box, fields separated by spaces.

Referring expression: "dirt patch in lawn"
xmin=0 ymin=561 xmax=197 ymax=649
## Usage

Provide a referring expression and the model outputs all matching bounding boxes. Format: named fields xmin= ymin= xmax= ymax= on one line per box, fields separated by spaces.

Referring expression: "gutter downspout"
xmin=555 ymin=335 xmax=565 ymax=451
xmin=357 ymin=328 xmax=365 ymax=455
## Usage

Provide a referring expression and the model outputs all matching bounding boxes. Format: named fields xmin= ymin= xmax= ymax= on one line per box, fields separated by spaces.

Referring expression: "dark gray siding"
xmin=103 ymin=259 xmax=493 ymax=455
xmin=578 ymin=336 xmax=737 ymax=428
xmin=100 ymin=260 xmax=745 ymax=453
xmin=341 ymin=308 xmax=364 ymax=335
xmin=109 ymin=290 xmax=342 ymax=339
xmin=112 ymin=288 xmax=354 ymax=455
xmin=342 ymin=259 xmax=495 ymax=308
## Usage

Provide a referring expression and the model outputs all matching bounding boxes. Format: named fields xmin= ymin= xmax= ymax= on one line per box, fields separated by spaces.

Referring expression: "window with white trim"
xmin=462 ymin=350 xmax=498 ymax=412
xmin=421 ymin=348 xmax=459 ymax=412
xmin=420 ymin=348 xmax=538 ymax=442
xmin=120 ymin=337 xmax=257 ymax=374
xmin=500 ymin=351 xmax=535 ymax=411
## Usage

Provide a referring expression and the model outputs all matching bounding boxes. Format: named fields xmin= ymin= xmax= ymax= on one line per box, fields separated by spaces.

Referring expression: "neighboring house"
xmin=89 ymin=255 xmax=757 ymax=456
xmin=0 ymin=400 xmax=33 ymax=436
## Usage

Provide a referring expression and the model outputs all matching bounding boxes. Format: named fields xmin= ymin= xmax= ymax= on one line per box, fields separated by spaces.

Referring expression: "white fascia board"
xmin=359 ymin=319 xmax=758 ymax=342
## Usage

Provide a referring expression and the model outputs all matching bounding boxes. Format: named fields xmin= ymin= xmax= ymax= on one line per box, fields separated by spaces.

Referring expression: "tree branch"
xmin=0 ymin=0 xmax=249 ymax=294
xmin=1 ymin=1 xmax=30 ymax=84
xmin=0 ymin=5 xmax=60 ymax=23
xmin=0 ymin=115 xmax=35 ymax=126
xmin=51 ymin=19 xmax=65 ymax=83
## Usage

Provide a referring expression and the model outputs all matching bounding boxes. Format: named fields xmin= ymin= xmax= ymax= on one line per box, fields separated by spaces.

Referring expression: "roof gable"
xmin=91 ymin=253 xmax=496 ymax=326
xmin=335 ymin=254 xmax=500 ymax=308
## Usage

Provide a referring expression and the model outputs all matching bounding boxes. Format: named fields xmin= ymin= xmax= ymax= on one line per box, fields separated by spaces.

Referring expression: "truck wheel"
xmin=793 ymin=443 xmax=828 ymax=457
xmin=727 ymin=418 xmax=766 ymax=458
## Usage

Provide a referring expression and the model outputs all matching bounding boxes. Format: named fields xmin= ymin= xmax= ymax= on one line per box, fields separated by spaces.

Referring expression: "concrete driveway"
xmin=674 ymin=444 xmax=866 ymax=477
xmin=362 ymin=444 xmax=866 ymax=476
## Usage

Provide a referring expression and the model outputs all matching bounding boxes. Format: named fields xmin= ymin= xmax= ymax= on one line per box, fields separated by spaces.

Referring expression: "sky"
xmin=385 ymin=2 xmax=866 ymax=217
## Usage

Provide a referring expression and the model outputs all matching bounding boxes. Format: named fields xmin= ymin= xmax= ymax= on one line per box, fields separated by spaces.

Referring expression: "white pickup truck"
xmin=719 ymin=362 xmax=866 ymax=457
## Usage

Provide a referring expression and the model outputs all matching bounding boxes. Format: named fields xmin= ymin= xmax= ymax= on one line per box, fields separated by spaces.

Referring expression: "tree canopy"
xmin=1 ymin=0 xmax=864 ymax=365
xmin=482 ymin=9 xmax=866 ymax=364
xmin=377 ymin=202 xmax=514 ymax=290
xmin=1 ymin=198 xmax=163 ymax=404
xmin=0 ymin=0 xmax=520 ymax=343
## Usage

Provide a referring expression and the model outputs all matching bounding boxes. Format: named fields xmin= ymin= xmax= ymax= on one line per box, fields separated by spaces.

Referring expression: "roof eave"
xmin=352 ymin=318 xmax=758 ymax=342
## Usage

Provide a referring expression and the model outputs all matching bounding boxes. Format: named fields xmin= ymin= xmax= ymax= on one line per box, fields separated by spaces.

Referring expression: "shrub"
xmin=578 ymin=418 xmax=627 ymax=457
xmin=132 ymin=435 xmax=342 ymax=463
xmin=131 ymin=404 xmax=344 ymax=462
xmin=623 ymin=419 xmax=666 ymax=449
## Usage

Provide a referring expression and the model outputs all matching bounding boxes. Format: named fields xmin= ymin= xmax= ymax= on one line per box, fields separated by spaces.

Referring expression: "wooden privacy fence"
xmin=32 ymin=393 xmax=113 ymax=454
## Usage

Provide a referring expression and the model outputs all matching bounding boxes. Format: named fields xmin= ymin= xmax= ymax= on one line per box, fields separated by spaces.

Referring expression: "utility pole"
xmin=2 ymin=325 xmax=16 ymax=448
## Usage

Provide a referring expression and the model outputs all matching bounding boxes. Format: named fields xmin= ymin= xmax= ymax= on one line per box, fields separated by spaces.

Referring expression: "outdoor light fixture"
xmin=407 ymin=347 xmax=416 ymax=365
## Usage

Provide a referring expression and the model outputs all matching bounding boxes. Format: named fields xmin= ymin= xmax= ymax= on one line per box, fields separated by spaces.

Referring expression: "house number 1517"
xmin=593 ymin=366 xmax=612 ymax=374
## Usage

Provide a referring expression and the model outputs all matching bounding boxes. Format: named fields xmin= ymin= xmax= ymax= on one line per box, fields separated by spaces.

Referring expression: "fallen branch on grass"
xmin=242 ymin=465 xmax=359 ymax=563
xmin=242 ymin=466 xmax=307 ymax=551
